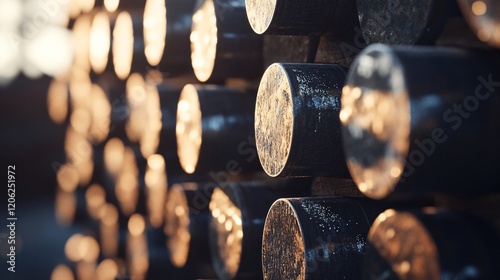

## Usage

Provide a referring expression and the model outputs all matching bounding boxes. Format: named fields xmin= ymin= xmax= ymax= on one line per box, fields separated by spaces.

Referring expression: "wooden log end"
xmin=209 ymin=187 xmax=244 ymax=279
xmin=262 ymin=199 xmax=306 ymax=280
xmin=191 ymin=0 xmax=218 ymax=82
xmin=165 ymin=184 xmax=192 ymax=268
xmin=255 ymin=63 xmax=294 ymax=177
xmin=176 ymin=84 xmax=202 ymax=174
xmin=366 ymin=209 xmax=441 ymax=279
xmin=342 ymin=45 xmax=410 ymax=199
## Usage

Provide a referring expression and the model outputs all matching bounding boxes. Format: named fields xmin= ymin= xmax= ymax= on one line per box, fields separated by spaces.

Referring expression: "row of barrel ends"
xmin=48 ymin=0 xmax=496 ymax=279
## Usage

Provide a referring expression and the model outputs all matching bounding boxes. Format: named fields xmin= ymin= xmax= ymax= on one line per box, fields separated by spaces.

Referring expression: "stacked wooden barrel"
xmin=47 ymin=0 xmax=500 ymax=279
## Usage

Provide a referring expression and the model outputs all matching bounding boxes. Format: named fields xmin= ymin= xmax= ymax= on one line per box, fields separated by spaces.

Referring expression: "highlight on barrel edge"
xmin=340 ymin=44 xmax=410 ymax=199
xmin=143 ymin=0 xmax=167 ymax=67
xmin=165 ymin=183 xmax=192 ymax=268
xmin=209 ymin=187 xmax=244 ymax=279
xmin=165 ymin=182 xmax=215 ymax=278
xmin=89 ymin=10 xmax=111 ymax=74
xmin=190 ymin=0 xmax=218 ymax=82
xmin=366 ymin=208 xmax=500 ymax=279
xmin=255 ymin=62 xmax=350 ymax=178
xmin=176 ymin=83 xmax=258 ymax=175
xmin=366 ymin=209 xmax=440 ymax=280
xmin=176 ymin=84 xmax=203 ymax=174
xmin=458 ymin=0 xmax=500 ymax=47
xmin=112 ymin=11 xmax=134 ymax=80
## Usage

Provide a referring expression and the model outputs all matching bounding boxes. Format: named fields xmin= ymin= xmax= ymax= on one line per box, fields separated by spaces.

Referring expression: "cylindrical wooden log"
xmin=208 ymin=182 xmax=310 ymax=280
xmin=190 ymin=0 xmax=263 ymax=82
xmin=341 ymin=44 xmax=500 ymax=199
xmin=176 ymin=84 xmax=261 ymax=175
xmin=165 ymin=182 xmax=217 ymax=278
xmin=364 ymin=209 xmax=500 ymax=279
xmin=458 ymin=0 xmax=500 ymax=48
xmin=255 ymin=63 xmax=350 ymax=178
xmin=143 ymin=0 xmax=196 ymax=76
xmin=356 ymin=0 xmax=461 ymax=45
xmin=245 ymin=0 xmax=358 ymax=36
xmin=262 ymin=197 xmax=385 ymax=279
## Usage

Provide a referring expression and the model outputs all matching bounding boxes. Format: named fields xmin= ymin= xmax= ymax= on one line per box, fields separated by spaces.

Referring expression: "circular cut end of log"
xmin=262 ymin=199 xmax=305 ymax=280
xmin=356 ymin=0 xmax=434 ymax=45
xmin=341 ymin=44 xmax=410 ymax=199
xmin=458 ymin=0 xmax=500 ymax=47
xmin=89 ymin=11 xmax=111 ymax=74
xmin=255 ymin=63 xmax=294 ymax=177
xmin=209 ymin=188 xmax=244 ymax=279
xmin=367 ymin=209 xmax=440 ymax=279
xmin=176 ymin=84 xmax=202 ymax=174
xmin=165 ymin=184 xmax=192 ymax=268
xmin=143 ymin=0 xmax=167 ymax=66
xmin=191 ymin=0 xmax=218 ymax=82
xmin=245 ymin=0 xmax=277 ymax=34
xmin=113 ymin=11 xmax=134 ymax=80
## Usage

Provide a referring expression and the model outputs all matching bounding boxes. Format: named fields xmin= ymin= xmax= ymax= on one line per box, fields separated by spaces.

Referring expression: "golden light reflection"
xmin=24 ymin=26 xmax=74 ymax=77
xmin=104 ymin=138 xmax=125 ymax=177
xmin=129 ymin=214 xmax=146 ymax=237
xmin=143 ymin=0 xmax=167 ymax=66
xmin=472 ymin=1 xmax=487 ymax=16
xmin=57 ymin=163 xmax=79 ymax=192
xmin=78 ymin=236 xmax=100 ymax=263
xmin=165 ymin=184 xmax=191 ymax=267
xmin=86 ymin=183 xmax=106 ymax=220
xmin=458 ymin=0 xmax=500 ymax=47
xmin=65 ymin=126 xmax=94 ymax=186
xmin=70 ymin=108 xmax=92 ymax=135
xmin=72 ymin=14 xmax=92 ymax=71
xmin=99 ymin=204 xmax=119 ymax=258
xmin=104 ymin=0 xmax=120 ymax=13
xmin=55 ymin=188 xmax=77 ymax=226
xmin=96 ymin=259 xmax=119 ymax=280
xmin=368 ymin=209 xmax=440 ymax=279
xmin=113 ymin=11 xmax=134 ymax=80
xmin=126 ymin=73 xmax=147 ymax=142
xmin=79 ymin=0 xmax=95 ymax=13
xmin=47 ymin=79 xmax=69 ymax=124
xmin=191 ymin=0 xmax=218 ymax=82
xmin=115 ymin=147 xmax=139 ymax=216
xmin=90 ymin=11 xmax=111 ymax=74
xmin=339 ymin=82 xmax=410 ymax=199
xmin=127 ymin=214 xmax=149 ymax=280
xmin=176 ymin=85 xmax=202 ymax=174
xmin=76 ymin=262 xmax=96 ymax=280
xmin=65 ymin=234 xmax=85 ymax=262
xmin=209 ymin=188 xmax=244 ymax=278
xmin=51 ymin=264 xmax=75 ymax=280
xmin=69 ymin=66 xmax=92 ymax=110
xmin=89 ymin=84 xmax=111 ymax=143
xmin=145 ymin=154 xmax=167 ymax=228
xmin=140 ymin=84 xmax=162 ymax=158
